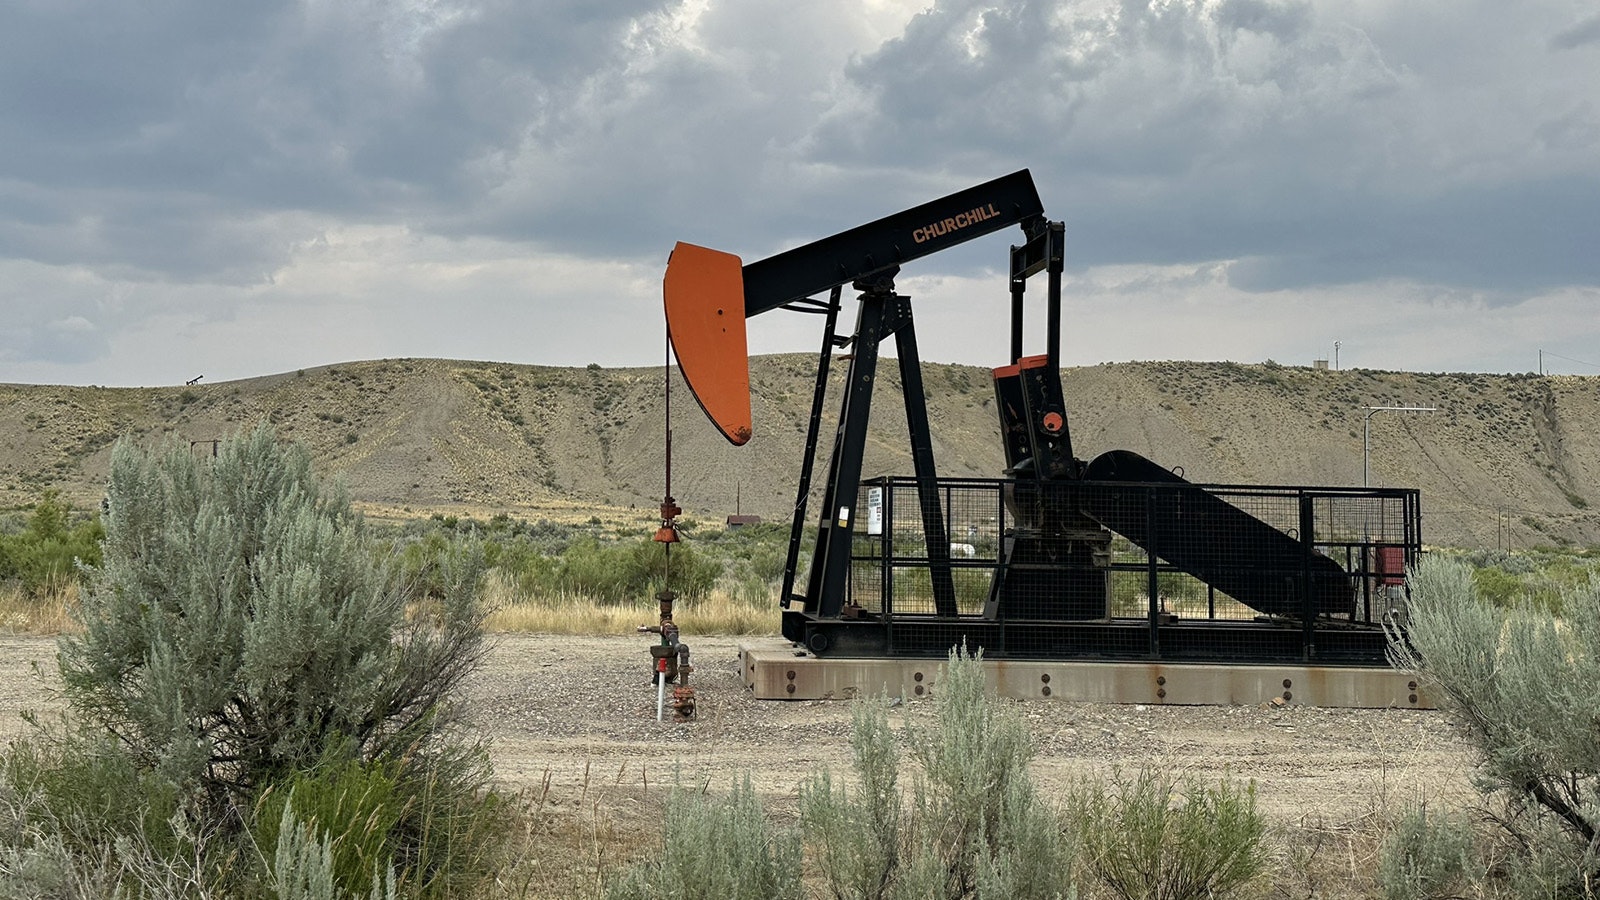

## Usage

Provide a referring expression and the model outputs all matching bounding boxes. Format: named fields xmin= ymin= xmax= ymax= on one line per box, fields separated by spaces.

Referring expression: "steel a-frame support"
xmin=792 ymin=279 xmax=957 ymax=635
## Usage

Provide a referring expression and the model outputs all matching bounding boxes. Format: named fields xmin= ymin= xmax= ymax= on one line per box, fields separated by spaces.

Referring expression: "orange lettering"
xmin=911 ymin=200 xmax=1006 ymax=244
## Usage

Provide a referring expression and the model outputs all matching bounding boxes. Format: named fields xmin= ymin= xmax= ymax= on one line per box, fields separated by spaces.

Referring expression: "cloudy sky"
xmin=3 ymin=0 xmax=1598 ymax=387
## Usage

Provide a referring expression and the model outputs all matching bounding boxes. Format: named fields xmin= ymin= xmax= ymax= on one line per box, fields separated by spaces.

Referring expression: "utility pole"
xmin=1334 ymin=341 xmax=1340 ymax=371
xmin=1362 ymin=406 xmax=1437 ymax=486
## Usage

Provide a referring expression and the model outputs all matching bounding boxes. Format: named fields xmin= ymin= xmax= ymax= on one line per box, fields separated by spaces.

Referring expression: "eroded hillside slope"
xmin=1 ymin=357 xmax=1594 ymax=548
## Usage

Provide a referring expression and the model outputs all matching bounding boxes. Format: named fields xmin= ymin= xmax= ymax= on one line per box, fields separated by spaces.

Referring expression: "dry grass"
xmin=1271 ymin=812 xmax=1390 ymax=900
xmin=481 ymin=573 xmax=780 ymax=636
xmin=0 ymin=583 xmax=79 ymax=634
xmin=498 ymin=766 xmax=668 ymax=900
xmin=0 ymin=574 xmax=780 ymax=638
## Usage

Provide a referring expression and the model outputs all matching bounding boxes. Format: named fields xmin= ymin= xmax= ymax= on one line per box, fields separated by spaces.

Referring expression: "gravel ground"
xmin=0 ymin=632 xmax=1476 ymax=827
xmin=461 ymin=633 xmax=1475 ymax=827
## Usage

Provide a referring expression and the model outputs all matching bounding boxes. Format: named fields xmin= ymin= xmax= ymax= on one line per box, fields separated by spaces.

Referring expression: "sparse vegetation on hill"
xmin=0 ymin=357 xmax=1597 ymax=548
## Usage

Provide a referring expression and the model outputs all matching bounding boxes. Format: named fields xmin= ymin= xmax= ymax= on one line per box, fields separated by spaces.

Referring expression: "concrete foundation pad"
xmin=739 ymin=640 xmax=1433 ymax=709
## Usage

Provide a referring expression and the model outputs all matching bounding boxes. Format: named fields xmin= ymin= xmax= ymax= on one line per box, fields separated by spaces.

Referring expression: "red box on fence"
xmin=1376 ymin=546 xmax=1407 ymax=586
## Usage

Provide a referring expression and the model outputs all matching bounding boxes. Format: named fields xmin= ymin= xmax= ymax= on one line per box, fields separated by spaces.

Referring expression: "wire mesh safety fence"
xmin=841 ymin=475 xmax=1421 ymax=662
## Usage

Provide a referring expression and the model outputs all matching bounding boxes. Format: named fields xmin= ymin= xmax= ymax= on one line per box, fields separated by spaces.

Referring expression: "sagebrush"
xmin=3 ymin=427 xmax=510 ymax=898
xmin=1391 ymin=554 xmax=1600 ymax=894
xmin=801 ymin=645 xmax=1075 ymax=900
xmin=1071 ymin=766 xmax=1265 ymax=900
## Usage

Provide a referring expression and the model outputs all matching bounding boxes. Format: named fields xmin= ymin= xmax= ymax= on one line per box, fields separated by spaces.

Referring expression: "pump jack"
xmin=664 ymin=170 xmax=1420 ymax=665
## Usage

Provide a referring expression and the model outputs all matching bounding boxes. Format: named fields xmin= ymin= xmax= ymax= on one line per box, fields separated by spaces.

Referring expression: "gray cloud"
xmin=0 ymin=1 xmax=668 ymax=279
xmin=1551 ymin=13 xmax=1600 ymax=50
xmin=0 ymin=0 xmax=1596 ymax=384
xmin=822 ymin=0 xmax=1599 ymax=292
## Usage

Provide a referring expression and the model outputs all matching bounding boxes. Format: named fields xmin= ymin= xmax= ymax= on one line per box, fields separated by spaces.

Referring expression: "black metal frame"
xmin=741 ymin=170 xmax=1045 ymax=316
xmin=771 ymin=173 xmax=1050 ymax=622
xmin=782 ymin=476 xmax=1421 ymax=664
xmin=686 ymin=167 xmax=1428 ymax=668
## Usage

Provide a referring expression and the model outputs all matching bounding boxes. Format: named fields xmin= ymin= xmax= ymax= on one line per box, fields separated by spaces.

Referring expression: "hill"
xmin=1 ymin=356 xmax=1596 ymax=548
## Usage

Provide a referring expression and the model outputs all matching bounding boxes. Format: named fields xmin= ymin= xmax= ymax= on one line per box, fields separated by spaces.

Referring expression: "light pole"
xmin=1362 ymin=405 xmax=1437 ymax=486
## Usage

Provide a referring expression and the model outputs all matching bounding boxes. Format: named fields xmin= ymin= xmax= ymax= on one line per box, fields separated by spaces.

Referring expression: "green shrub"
xmin=61 ymin=427 xmax=488 ymax=809
xmin=33 ymin=426 xmax=505 ymax=897
xmin=2 ymin=730 xmax=181 ymax=858
xmin=386 ymin=751 xmax=509 ymax=899
xmin=1377 ymin=804 xmax=1474 ymax=900
xmin=1498 ymin=814 xmax=1591 ymax=900
xmin=800 ymin=646 xmax=1074 ymax=900
xmin=1472 ymin=565 xmax=1525 ymax=607
xmin=542 ymin=536 xmax=720 ymax=602
xmin=605 ymin=775 xmax=801 ymax=900
xmin=910 ymin=646 xmax=1067 ymax=899
xmin=744 ymin=541 xmax=786 ymax=584
xmin=799 ymin=699 xmax=901 ymax=900
xmin=0 ymin=779 xmax=119 ymax=899
xmin=493 ymin=542 xmax=562 ymax=598
xmin=0 ymin=729 xmax=249 ymax=897
xmin=1391 ymin=556 xmax=1600 ymax=894
xmin=254 ymin=752 xmax=405 ymax=899
xmin=0 ymin=490 xmax=103 ymax=596
xmin=273 ymin=800 xmax=397 ymax=900
xmin=386 ymin=512 xmax=790 ymax=614
xmin=1071 ymin=766 xmax=1265 ymax=900
xmin=257 ymin=752 xmax=503 ymax=900
xmin=271 ymin=802 xmax=341 ymax=900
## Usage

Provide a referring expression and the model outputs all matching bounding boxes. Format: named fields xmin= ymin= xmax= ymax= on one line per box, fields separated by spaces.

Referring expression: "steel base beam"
xmin=739 ymin=641 xmax=1432 ymax=709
